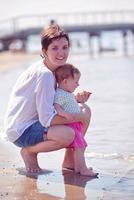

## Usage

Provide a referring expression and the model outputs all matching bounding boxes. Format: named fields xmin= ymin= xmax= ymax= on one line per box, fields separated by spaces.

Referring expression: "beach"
xmin=0 ymin=51 xmax=134 ymax=199
xmin=0 ymin=52 xmax=39 ymax=72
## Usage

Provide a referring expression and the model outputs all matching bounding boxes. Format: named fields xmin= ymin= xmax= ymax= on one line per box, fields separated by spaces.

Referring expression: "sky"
xmin=0 ymin=0 xmax=134 ymax=21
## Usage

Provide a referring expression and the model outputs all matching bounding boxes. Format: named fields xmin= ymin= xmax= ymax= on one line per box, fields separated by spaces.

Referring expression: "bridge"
xmin=0 ymin=10 xmax=134 ymax=54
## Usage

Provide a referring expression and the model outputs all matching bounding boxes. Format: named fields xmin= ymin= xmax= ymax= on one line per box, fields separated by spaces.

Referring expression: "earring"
xmin=40 ymin=52 xmax=45 ymax=58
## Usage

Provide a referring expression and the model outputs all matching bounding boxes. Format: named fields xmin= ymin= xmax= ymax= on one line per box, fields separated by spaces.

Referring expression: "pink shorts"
xmin=67 ymin=122 xmax=87 ymax=148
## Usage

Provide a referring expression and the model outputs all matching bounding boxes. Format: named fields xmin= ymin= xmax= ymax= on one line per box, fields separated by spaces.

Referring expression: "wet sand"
xmin=0 ymin=139 xmax=134 ymax=200
xmin=0 ymin=52 xmax=134 ymax=199
xmin=0 ymin=51 xmax=39 ymax=72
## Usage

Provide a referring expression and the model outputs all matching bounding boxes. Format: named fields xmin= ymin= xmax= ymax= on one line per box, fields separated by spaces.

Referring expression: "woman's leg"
xmin=80 ymin=104 xmax=91 ymax=136
xmin=62 ymin=104 xmax=91 ymax=169
xmin=21 ymin=125 xmax=75 ymax=172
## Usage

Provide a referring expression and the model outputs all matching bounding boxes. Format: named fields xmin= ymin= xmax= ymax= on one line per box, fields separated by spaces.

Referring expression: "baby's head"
xmin=55 ymin=63 xmax=81 ymax=93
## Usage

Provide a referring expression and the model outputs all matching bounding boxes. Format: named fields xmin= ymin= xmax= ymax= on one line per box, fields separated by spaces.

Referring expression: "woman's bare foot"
xmin=21 ymin=148 xmax=42 ymax=173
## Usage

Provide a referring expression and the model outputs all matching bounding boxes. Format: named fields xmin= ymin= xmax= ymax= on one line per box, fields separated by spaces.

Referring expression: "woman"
xmin=4 ymin=24 xmax=91 ymax=173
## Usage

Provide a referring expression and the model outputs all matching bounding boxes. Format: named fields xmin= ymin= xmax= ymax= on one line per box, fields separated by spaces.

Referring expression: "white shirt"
xmin=4 ymin=60 xmax=57 ymax=142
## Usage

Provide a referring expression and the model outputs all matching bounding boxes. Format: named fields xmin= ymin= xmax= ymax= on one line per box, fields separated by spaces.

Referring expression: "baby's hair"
xmin=55 ymin=63 xmax=80 ymax=84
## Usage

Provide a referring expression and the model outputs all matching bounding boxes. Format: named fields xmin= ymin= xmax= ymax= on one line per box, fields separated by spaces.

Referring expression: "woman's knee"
xmin=81 ymin=104 xmax=91 ymax=119
xmin=80 ymin=104 xmax=91 ymax=134
xmin=47 ymin=125 xmax=75 ymax=147
xmin=84 ymin=104 xmax=91 ymax=114
xmin=63 ymin=127 xmax=75 ymax=146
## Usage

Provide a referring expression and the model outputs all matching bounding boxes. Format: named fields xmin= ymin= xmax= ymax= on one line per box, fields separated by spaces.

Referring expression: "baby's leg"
xmin=63 ymin=105 xmax=91 ymax=170
xmin=62 ymin=148 xmax=74 ymax=170
xmin=74 ymin=148 xmax=98 ymax=177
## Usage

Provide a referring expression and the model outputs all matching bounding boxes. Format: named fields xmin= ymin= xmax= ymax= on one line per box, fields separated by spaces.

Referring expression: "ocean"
xmin=0 ymin=51 xmax=134 ymax=154
xmin=0 ymin=34 xmax=134 ymax=195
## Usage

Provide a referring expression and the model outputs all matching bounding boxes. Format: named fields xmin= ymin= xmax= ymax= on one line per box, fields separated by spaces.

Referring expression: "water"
xmin=1 ymin=54 xmax=134 ymax=154
xmin=1 ymin=28 xmax=134 ymax=195
xmin=0 ymin=51 xmax=134 ymax=196
xmin=71 ymin=55 xmax=134 ymax=152
xmin=70 ymin=55 xmax=134 ymax=195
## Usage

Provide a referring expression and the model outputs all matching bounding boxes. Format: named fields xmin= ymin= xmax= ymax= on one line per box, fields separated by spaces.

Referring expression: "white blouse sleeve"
xmin=35 ymin=71 xmax=57 ymax=127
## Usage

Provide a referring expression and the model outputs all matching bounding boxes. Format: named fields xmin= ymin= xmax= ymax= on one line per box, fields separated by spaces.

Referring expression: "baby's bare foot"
xmin=65 ymin=166 xmax=93 ymax=172
xmin=75 ymin=167 xmax=98 ymax=177
xmin=62 ymin=161 xmax=74 ymax=170
xmin=21 ymin=148 xmax=42 ymax=173
xmin=80 ymin=169 xmax=98 ymax=177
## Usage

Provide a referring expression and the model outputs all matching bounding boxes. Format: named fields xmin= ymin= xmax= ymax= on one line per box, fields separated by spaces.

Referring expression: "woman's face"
xmin=43 ymin=37 xmax=69 ymax=71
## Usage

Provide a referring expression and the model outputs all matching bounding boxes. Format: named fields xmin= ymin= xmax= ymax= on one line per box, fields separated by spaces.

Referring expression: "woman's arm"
xmin=52 ymin=92 xmax=91 ymax=126
xmin=50 ymin=106 xmax=89 ymax=126
xmin=54 ymin=103 xmax=74 ymax=120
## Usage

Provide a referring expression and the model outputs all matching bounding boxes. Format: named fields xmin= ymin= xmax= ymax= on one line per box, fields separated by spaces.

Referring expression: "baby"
xmin=54 ymin=63 xmax=98 ymax=177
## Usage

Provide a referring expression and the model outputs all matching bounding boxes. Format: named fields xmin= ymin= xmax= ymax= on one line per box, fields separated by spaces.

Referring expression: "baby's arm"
xmin=54 ymin=103 xmax=73 ymax=120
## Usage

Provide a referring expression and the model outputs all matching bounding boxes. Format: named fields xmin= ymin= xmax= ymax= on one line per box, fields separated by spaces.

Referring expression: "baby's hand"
xmin=75 ymin=91 xmax=92 ymax=103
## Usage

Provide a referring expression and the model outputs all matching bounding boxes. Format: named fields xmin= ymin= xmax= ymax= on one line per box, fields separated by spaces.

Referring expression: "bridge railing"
xmin=0 ymin=10 xmax=134 ymax=37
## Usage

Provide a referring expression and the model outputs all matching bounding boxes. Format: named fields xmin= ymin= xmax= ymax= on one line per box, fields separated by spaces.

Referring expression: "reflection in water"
xmin=17 ymin=168 xmax=134 ymax=199
xmin=18 ymin=168 xmax=98 ymax=199
xmin=1 ymin=54 xmax=134 ymax=199
xmin=18 ymin=168 xmax=132 ymax=199
xmin=62 ymin=169 xmax=96 ymax=199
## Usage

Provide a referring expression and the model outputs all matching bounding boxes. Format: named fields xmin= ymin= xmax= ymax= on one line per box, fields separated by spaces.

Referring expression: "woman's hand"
xmin=75 ymin=91 xmax=92 ymax=103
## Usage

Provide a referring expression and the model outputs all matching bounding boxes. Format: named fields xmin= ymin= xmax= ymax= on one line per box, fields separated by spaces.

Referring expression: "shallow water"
xmin=82 ymin=57 xmax=133 ymax=149
xmin=0 ymin=54 xmax=134 ymax=197
xmin=1 ymin=54 xmax=134 ymax=153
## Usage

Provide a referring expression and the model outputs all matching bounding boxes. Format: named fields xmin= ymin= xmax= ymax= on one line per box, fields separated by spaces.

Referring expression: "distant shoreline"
xmin=1 ymin=51 xmax=134 ymax=74
xmin=0 ymin=52 xmax=39 ymax=72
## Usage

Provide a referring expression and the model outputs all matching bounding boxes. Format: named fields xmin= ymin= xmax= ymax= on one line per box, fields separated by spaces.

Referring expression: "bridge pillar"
xmin=122 ymin=31 xmax=128 ymax=56
xmin=131 ymin=30 xmax=134 ymax=54
xmin=1 ymin=40 xmax=12 ymax=51
xmin=21 ymin=39 xmax=27 ymax=52
xmin=88 ymin=33 xmax=94 ymax=57
xmin=1 ymin=38 xmax=27 ymax=52
xmin=97 ymin=33 xmax=102 ymax=55
xmin=88 ymin=32 xmax=102 ymax=57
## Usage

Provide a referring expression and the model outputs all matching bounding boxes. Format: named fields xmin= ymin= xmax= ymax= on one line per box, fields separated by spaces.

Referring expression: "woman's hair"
xmin=41 ymin=24 xmax=70 ymax=50
xmin=55 ymin=63 xmax=80 ymax=84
